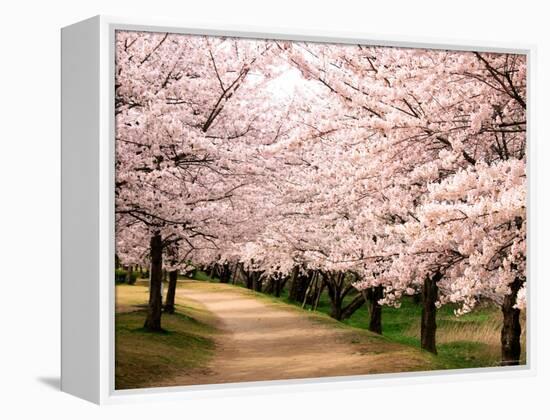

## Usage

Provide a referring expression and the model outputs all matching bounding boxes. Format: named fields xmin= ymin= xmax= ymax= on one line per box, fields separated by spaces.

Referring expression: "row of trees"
xmin=115 ymin=31 xmax=526 ymax=365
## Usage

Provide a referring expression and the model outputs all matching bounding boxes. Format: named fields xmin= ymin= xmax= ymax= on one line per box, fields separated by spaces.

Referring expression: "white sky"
xmin=265 ymin=67 xmax=305 ymax=99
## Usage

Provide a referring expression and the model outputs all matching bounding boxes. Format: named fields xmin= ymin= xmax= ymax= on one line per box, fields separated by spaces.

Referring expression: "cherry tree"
xmin=115 ymin=30 xmax=283 ymax=330
xmin=279 ymin=42 xmax=526 ymax=359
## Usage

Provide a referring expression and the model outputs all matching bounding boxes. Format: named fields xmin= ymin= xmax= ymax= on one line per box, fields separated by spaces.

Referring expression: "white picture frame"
xmin=61 ymin=15 xmax=535 ymax=404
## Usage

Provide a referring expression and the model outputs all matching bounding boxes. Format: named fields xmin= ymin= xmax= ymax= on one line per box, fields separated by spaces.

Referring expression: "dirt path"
xmin=155 ymin=281 xmax=435 ymax=386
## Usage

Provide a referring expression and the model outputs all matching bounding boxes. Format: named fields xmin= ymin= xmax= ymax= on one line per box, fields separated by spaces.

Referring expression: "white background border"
xmin=2 ymin=1 xmax=548 ymax=418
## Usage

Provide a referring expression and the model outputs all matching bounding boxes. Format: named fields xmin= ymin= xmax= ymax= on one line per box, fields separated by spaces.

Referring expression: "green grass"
xmin=337 ymin=297 xmax=506 ymax=369
xmin=285 ymin=290 xmax=528 ymax=369
xmin=115 ymin=284 xmax=218 ymax=390
xmin=188 ymin=270 xmax=217 ymax=282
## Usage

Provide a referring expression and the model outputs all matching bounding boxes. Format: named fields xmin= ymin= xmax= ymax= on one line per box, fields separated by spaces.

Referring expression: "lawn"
xmin=115 ymin=283 xmax=219 ymax=390
xmin=287 ymin=290 xmax=526 ymax=369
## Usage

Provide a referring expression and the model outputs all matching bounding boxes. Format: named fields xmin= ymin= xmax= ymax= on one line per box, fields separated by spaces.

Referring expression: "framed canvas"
xmin=61 ymin=15 xmax=534 ymax=404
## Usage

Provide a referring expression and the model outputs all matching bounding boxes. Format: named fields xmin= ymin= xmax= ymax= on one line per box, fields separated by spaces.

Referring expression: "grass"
xmin=282 ymin=290 xmax=526 ymax=369
xmin=341 ymin=298 xmax=499 ymax=369
xmin=187 ymin=270 xmax=216 ymax=282
xmin=192 ymin=272 xmax=526 ymax=370
xmin=115 ymin=283 xmax=219 ymax=390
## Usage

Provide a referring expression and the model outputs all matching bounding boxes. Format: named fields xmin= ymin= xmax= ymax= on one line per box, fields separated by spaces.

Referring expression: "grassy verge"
xmin=340 ymin=298 xmax=501 ymax=369
xmin=288 ymin=292 xmax=526 ymax=369
xmin=115 ymin=283 xmax=218 ymax=390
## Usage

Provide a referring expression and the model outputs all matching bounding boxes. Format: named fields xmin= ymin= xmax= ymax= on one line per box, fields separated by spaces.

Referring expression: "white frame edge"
xmin=60 ymin=14 xmax=537 ymax=405
xmin=61 ymin=16 xmax=101 ymax=403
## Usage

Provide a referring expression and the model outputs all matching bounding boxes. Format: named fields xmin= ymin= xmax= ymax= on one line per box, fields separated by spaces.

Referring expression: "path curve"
xmin=155 ymin=281 xmax=433 ymax=386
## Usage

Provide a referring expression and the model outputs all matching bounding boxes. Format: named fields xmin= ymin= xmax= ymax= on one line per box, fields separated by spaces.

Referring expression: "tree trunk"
xmin=233 ymin=262 xmax=244 ymax=284
xmin=501 ymin=277 xmax=523 ymax=366
xmin=164 ymin=270 xmax=178 ymax=314
xmin=312 ymin=282 xmax=325 ymax=311
xmin=144 ymin=232 xmax=163 ymax=332
xmin=421 ymin=272 xmax=441 ymax=354
xmin=288 ymin=266 xmax=300 ymax=301
xmin=219 ymin=263 xmax=231 ymax=283
xmin=326 ymin=275 xmax=343 ymax=320
xmin=329 ymin=298 xmax=343 ymax=320
xmin=366 ymin=286 xmax=383 ymax=334
xmin=263 ymin=277 xmax=274 ymax=294
xmin=252 ymin=272 xmax=262 ymax=292
xmin=289 ymin=268 xmax=311 ymax=303
xmin=341 ymin=293 xmax=366 ymax=320
xmin=127 ymin=265 xmax=136 ymax=285
xmin=323 ymin=272 xmax=347 ymax=320
xmin=274 ymin=278 xmax=282 ymax=297
xmin=245 ymin=269 xmax=254 ymax=289
xmin=206 ymin=264 xmax=216 ymax=279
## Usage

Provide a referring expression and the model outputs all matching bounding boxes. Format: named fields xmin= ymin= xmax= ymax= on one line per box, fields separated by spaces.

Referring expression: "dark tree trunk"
xmin=275 ymin=276 xmax=290 ymax=297
xmin=206 ymin=264 xmax=217 ymax=279
xmin=312 ymin=281 xmax=325 ymax=311
xmin=263 ymin=277 xmax=275 ymax=294
xmin=366 ymin=286 xmax=383 ymax=334
xmin=501 ymin=277 xmax=523 ymax=366
xmin=329 ymin=297 xmax=342 ymax=320
xmin=322 ymin=272 xmax=364 ymax=321
xmin=232 ymin=262 xmax=243 ymax=285
xmin=421 ymin=272 xmax=442 ymax=354
xmin=302 ymin=271 xmax=322 ymax=308
xmin=289 ymin=267 xmax=311 ymax=303
xmin=245 ymin=269 xmax=254 ymax=289
xmin=144 ymin=232 xmax=163 ymax=332
xmin=299 ymin=273 xmax=311 ymax=302
xmin=325 ymin=273 xmax=343 ymax=320
xmin=288 ymin=266 xmax=301 ymax=301
xmin=219 ymin=263 xmax=231 ymax=283
xmin=252 ymin=272 xmax=263 ymax=292
xmin=340 ymin=293 xmax=365 ymax=320
xmin=164 ymin=270 xmax=178 ymax=314
xmin=127 ymin=265 xmax=136 ymax=285
xmin=274 ymin=278 xmax=282 ymax=297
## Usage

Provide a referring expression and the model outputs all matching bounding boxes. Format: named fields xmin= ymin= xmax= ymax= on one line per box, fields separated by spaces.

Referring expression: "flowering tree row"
xmin=115 ymin=31 xmax=526 ymax=365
